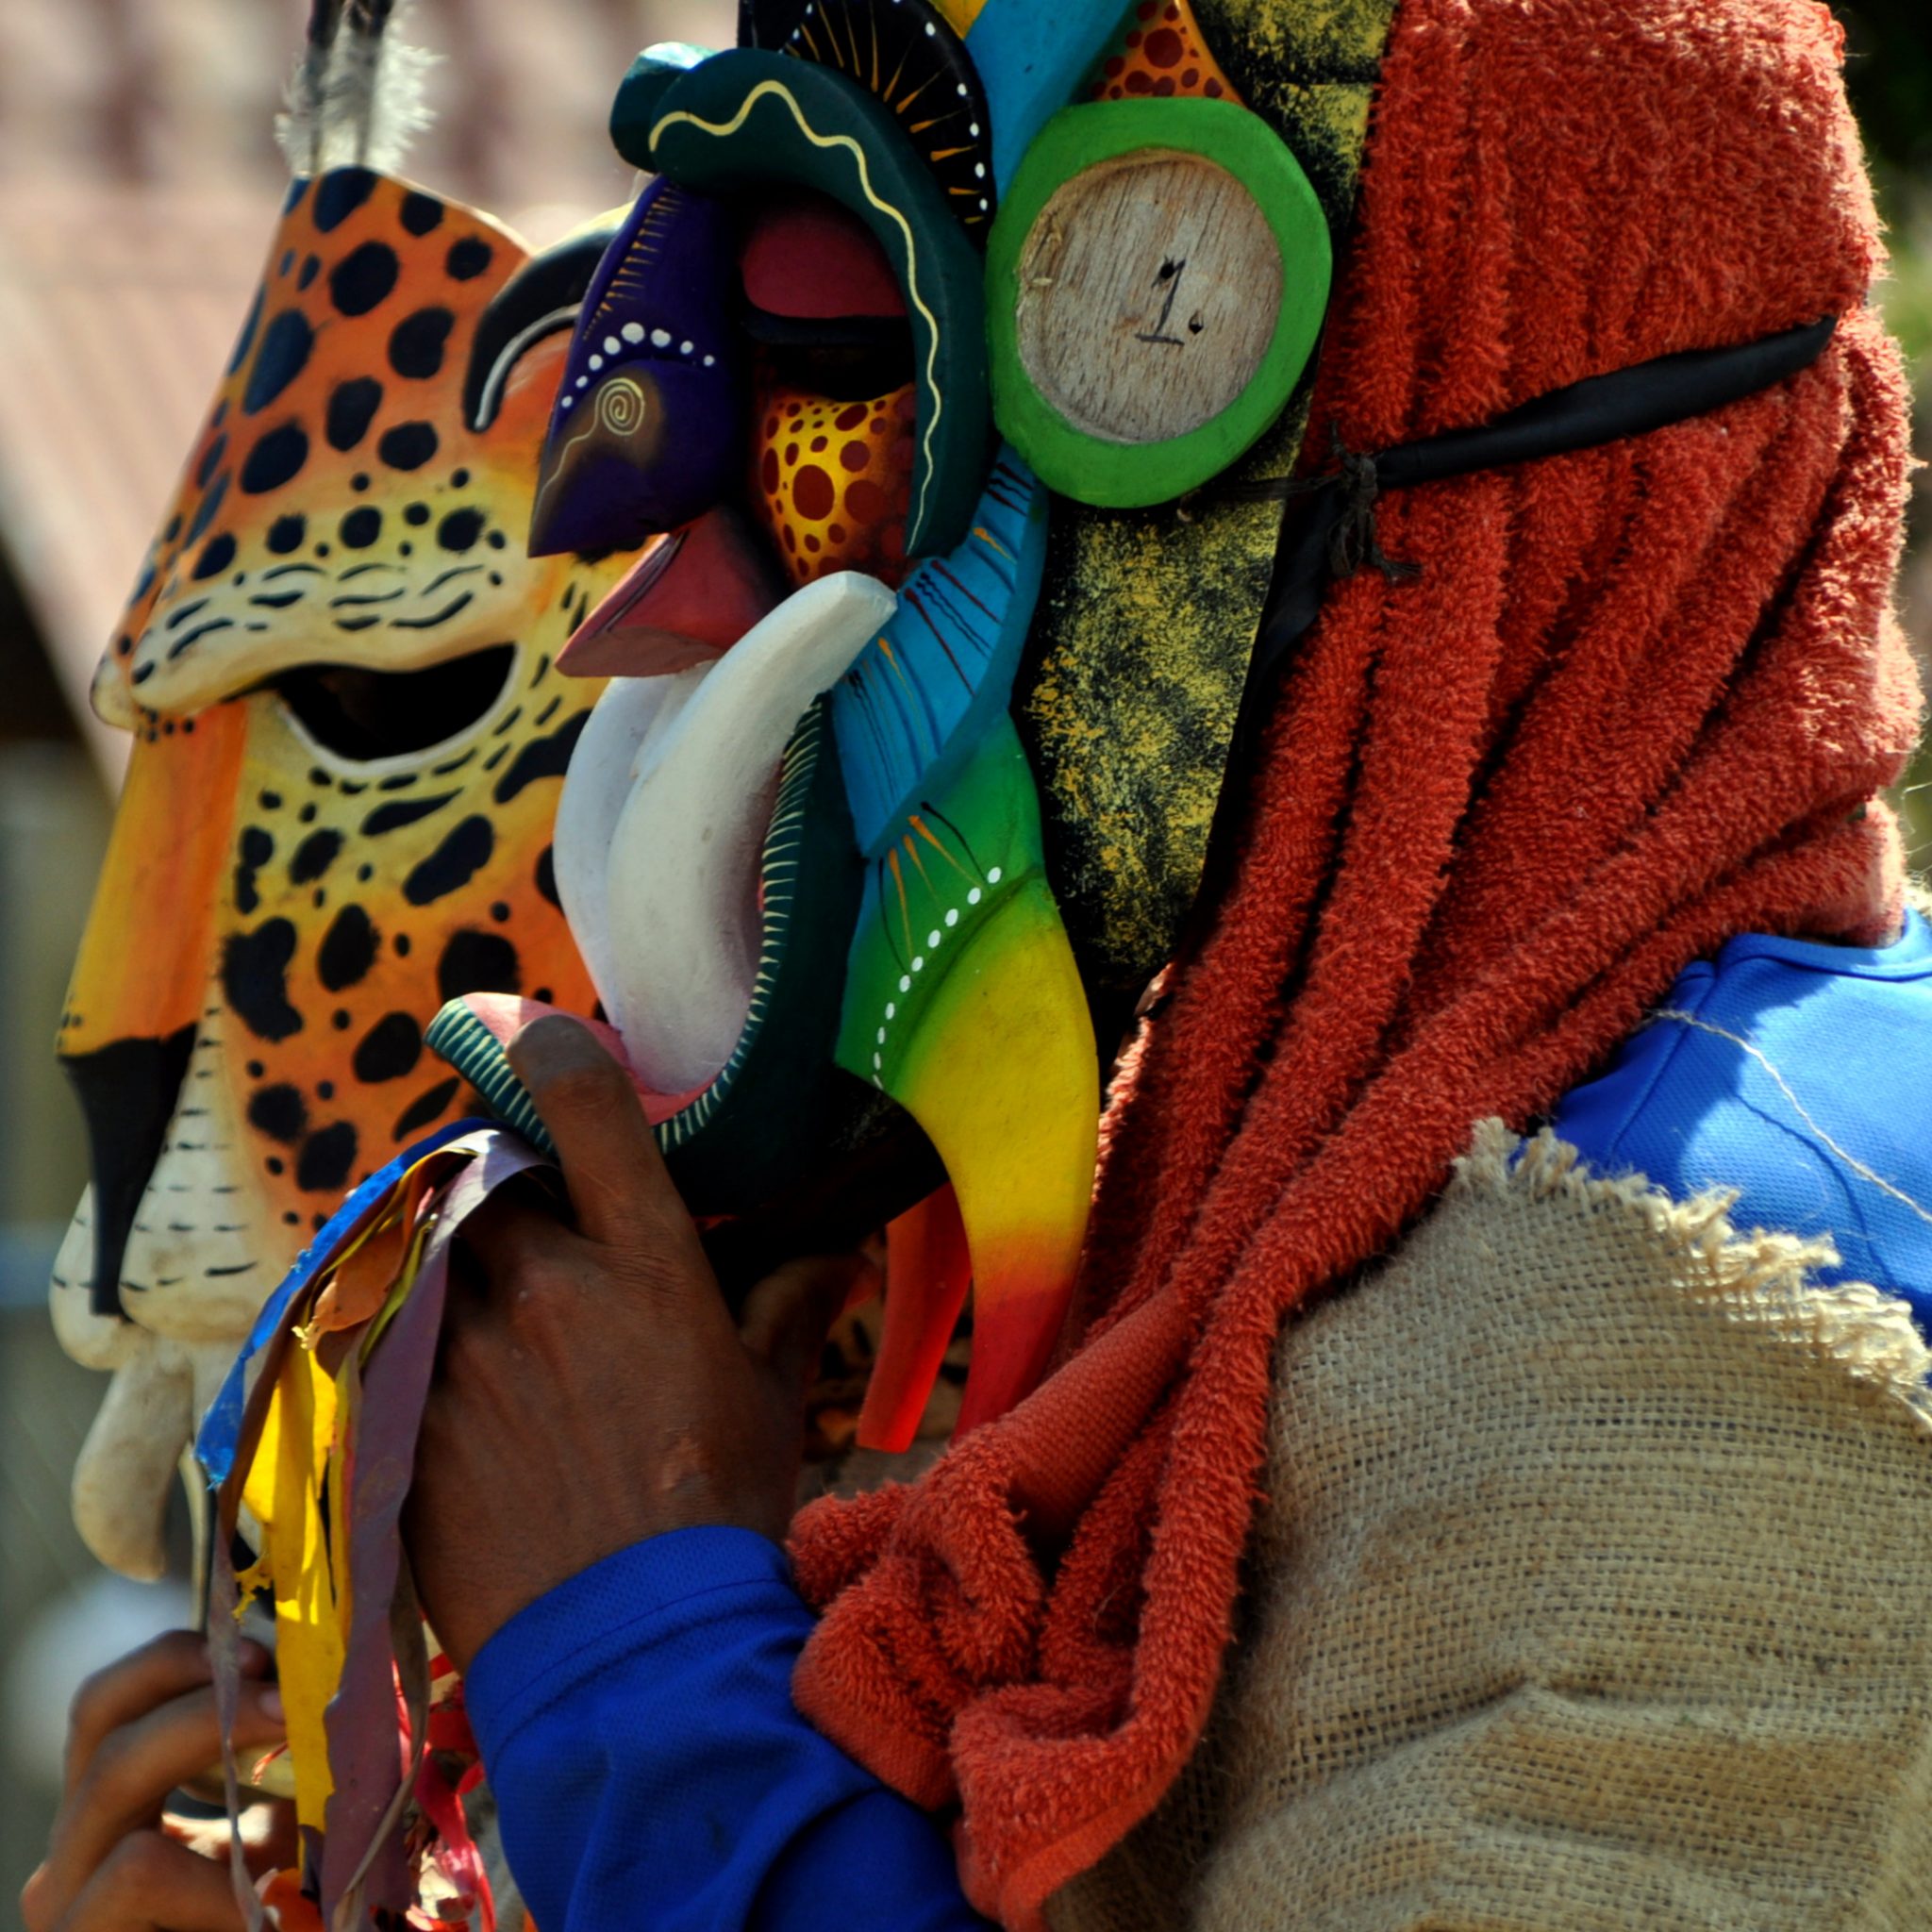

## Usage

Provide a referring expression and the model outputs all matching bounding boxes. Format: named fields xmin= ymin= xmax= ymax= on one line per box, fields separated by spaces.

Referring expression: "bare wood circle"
xmin=1012 ymin=148 xmax=1284 ymax=448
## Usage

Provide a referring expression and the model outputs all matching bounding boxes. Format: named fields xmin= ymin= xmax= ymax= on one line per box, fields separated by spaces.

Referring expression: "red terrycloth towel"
xmin=790 ymin=1 xmax=1924 ymax=1924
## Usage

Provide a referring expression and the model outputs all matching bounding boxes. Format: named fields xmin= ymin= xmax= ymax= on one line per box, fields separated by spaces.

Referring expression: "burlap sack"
xmin=1051 ymin=1123 xmax=1932 ymax=1931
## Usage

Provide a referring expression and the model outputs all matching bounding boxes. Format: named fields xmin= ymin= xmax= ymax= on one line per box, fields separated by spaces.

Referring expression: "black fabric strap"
xmin=1170 ymin=313 xmax=1839 ymax=946
xmin=1245 ymin=313 xmax=1837 ymax=685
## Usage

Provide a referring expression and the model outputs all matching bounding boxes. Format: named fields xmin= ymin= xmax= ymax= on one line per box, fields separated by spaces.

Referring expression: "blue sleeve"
xmin=464 ymin=1525 xmax=992 ymax=1932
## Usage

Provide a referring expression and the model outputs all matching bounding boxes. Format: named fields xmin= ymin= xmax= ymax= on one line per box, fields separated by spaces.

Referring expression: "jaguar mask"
xmin=47 ymin=58 xmax=645 ymax=1580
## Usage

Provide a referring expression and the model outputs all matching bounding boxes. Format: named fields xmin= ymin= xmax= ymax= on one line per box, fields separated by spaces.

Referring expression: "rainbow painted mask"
xmin=49 ymin=160 xmax=644 ymax=1580
xmin=432 ymin=0 xmax=1399 ymax=1444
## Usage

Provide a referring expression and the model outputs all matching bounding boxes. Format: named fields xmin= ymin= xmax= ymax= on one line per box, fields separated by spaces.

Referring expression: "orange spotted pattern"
xmin=751 ymin=376 xmax=917 ymax=588
xmin=1091 ymin=0 xmax=1243 ymax=103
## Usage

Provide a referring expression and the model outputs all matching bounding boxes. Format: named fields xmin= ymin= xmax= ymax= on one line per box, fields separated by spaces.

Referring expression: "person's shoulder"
xmin=1550 ymin=910 xmax=1932 ymax=1325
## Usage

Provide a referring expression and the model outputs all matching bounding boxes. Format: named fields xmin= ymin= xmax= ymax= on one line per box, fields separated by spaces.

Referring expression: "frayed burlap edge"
xmin=1463 ymin=1118 xmax=1932 ymax=1420
xmin=1051 ymin=1122 xmax=1932 ymax=1932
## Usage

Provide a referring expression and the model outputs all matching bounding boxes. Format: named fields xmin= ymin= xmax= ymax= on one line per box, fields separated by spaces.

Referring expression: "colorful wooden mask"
xmin=48 ymin=160 xmax=642 ymax=1580
xmin=135 ymin=10 xmax=1468 ymax=1924
xmin=427 ymin=0 xmax=1399 ymax=1447
xmin=48 ymin=0 xmax=1399 ymax=1583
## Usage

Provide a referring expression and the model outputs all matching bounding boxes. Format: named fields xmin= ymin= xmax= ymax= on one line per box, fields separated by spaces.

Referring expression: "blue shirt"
xmin=1552 ymin=910 xmax=1932 ymax=1333
xmin=469 ymin=917 xmax=1932 ymax=1930
xmin=466 ymin=1527 xmax=991 ymax=1932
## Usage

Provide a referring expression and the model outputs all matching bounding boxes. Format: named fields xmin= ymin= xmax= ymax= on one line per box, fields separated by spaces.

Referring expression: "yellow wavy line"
xmin=652 ymin=78 xmax=945 ymax=540
xmin=529 ymin=410 xmax=606 ymax=528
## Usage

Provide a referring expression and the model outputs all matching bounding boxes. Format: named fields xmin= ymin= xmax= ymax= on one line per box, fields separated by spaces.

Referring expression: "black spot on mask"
xmin=312 ymin=167 xmax=378 ymax=234
xmin=361 ymin=793 xmax=458 ymax=837
xmin=378 ymin=421 xmax=440 ymax=472
xmin=436 ymin=927 xmax=520 ymax=1002
xmin=241 ymin=424 xmax=309 ymax=494
xmin=247 ymin=1083 xmax=309 ymax=1144
xmin=390 ymin=308 xmax=455 ymax=381
xmin=353 ymin=1011 xmax=425 ymax=1083
xmin=291 ymin=827 xmax=345 ymax=886
xmin=296 ymin=1121 xmax=358 ymax=1191
xmin=318 ymin=904 xmax=379 ymax=991
xmin=330 ymin=240 xmax=401 ymax=317
xmin=222 ymin=919 xmax=304 ymax=1041
xmin=400 ymin=192 xmax=445 ymax=236
xmin=243 ymin=311 xmax=315 ymax=414
xmin=233 ymin=825 xmax=274 ymax=915
xmin=493 ymin=711 xmax=588 ymax=807
xmin=326 ymin=377 xmax=384 ymax=452
xmin=446 ymin=237 xmax=493 ymax=281
xmin=393 ymin=1077 xmax=461 ymax=1141
xmin=406 ymin=818 xmax=496 ymax=907
xmin=340 ymin=508 xmax=383 ymax=550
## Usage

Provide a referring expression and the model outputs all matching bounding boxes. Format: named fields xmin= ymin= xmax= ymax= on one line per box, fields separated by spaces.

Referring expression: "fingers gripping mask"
xmin=48 ymin=29 xmax=648 ymax=1579
xmin=429 ymin=0 xmax=1396 ymax=1447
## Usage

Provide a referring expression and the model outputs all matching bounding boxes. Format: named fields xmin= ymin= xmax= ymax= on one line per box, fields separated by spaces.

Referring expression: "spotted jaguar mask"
xmin=49 ymin=155 xmax=641 ymax=1579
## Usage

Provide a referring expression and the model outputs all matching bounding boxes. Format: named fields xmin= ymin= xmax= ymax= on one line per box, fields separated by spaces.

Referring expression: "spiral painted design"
xmin=598 ymin=376 xmax=649 ymax=436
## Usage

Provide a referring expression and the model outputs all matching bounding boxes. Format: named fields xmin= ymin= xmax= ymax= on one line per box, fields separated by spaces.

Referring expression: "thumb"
xmin=740 ymin=1254 xmax=879 ymax=1396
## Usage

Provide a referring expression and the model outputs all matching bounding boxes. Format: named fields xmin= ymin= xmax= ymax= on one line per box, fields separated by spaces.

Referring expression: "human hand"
xmin=20 ymin=1631 xmax=291 ymax=1932
xmin=405 ymin=1014 xmax=875 ymax=1673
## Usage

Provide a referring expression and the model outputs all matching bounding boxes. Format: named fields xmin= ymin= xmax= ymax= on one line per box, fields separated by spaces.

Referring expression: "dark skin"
xmin=25 ymin=1011 xmax=869 ymax=1926
xmin=21 ymin=1634 xmax=290 ymax=1932
xmin=408 ymin=1011 xmax=873 ymax=1671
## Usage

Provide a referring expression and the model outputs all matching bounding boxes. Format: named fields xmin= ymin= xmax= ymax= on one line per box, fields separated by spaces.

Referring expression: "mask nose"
xmin=62 ymin=1030 xmax=198 ymax=1317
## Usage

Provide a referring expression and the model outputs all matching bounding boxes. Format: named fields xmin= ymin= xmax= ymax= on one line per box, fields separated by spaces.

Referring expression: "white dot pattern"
xmin=868 ymin=864 xmax=1018 ymax=1088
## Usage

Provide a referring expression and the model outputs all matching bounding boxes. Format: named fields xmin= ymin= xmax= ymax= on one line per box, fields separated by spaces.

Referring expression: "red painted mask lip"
xmin=558 ymin=503 xmax=791 ymax=678
xmin=740 ymin=190 xmax=907 ymax=322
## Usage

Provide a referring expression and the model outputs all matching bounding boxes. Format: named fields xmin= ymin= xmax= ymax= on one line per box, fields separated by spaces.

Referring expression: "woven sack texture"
xmin=1049 ymin=1124 xmax=1932 ymax=1931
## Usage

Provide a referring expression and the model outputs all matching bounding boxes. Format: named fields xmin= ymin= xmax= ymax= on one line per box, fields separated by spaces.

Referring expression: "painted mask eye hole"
xmin=270 ymin=644 xmax=516 ymax=761
xmin=739 ymin=188 xmax=915 ymax=400
xmin=986 ymin=98 xmax=1332 ymax=508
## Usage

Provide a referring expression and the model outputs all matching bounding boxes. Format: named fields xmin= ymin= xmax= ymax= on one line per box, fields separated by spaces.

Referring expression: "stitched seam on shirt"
xmin=1605 ymin=971 xmax=1720 ymax=1170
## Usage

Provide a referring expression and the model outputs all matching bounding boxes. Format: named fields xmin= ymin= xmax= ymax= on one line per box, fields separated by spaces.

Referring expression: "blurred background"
xmin=0 ymin=0 xmax=1925 ymax=1921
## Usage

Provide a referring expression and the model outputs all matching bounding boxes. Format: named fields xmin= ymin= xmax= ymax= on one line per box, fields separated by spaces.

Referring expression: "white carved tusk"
xmin=555 ymin=666 xmax=709 ymax=1020
xmin=602 ymin=572 xmax=896 ymax=1095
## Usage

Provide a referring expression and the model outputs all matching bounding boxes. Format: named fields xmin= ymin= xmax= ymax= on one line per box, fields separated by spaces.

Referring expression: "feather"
xmin=278 ymin=0 xmax=343 ymax=175
xmin=275 ymin=0 xmax=437 ymax=179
